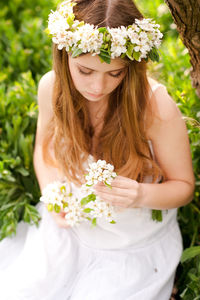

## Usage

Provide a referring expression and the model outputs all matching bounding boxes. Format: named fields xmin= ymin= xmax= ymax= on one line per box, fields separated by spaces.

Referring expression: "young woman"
xmin=0 ymin=0 xmax=195 ymax=299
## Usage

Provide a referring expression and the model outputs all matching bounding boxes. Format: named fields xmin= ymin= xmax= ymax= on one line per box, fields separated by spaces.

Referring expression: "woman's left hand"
xmin=94 ymin=176 xmax=144 ymax=208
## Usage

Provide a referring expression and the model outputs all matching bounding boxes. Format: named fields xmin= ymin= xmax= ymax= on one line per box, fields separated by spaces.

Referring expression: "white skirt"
xmin=0 ymin=203 xmax=183 ymax=300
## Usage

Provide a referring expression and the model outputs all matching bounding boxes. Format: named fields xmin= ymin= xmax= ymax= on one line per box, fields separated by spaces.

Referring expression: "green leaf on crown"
xmin=133 ymin=51 xmax=141 ymax=61
xmin=67 ymin=13 xmax=75 ymax=27
xmin=72 ymin=48 xmax=83 ymax=58
xmin=99 ymin=49 xmax=111 ymax=64
xmin=44 ymin=28 xmax=50 ymax=36
xmin=148 ymin=47 xmax=160 ymax=62
xmin=98 ymin=27 xmax=107 ymax=33
xmin=126 ymin=44 xmax=134 ymax=60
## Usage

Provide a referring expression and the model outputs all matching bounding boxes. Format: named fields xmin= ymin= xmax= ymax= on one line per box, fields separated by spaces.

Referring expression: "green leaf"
xmin=81 ymin=196 xmax=89 ymax=206
xmin=148 ymin=47 xmax=160 ymax=62
xmin=60 ymin=185 xmax=66 ymax=193
xmin=81 ymin=193 xmax=96 ymax=205
xmin=72 ymin=48 xmax=83 ymax=58
xmin=132 ymin=51 xmax=141 ymax=61
xmin=15 ymin=167 xmax=29 ymax=176
xmin=126 ymin=44 xmax=134 ymax=60
xmin=110 ymin=220 xmax=116 ymax=224
xmin=44 ymin=28 xmax=50 ymax=35
xmin=83 ymin=208 xmax=94 ymax=213
xmin=181 ymin=246 xmax=200 ymax=263
xmin=54 ymin=203 xmax=61 ymax=213
xmin=63 ymin=202 xmax=69 ymax=209
xmin=88 ymin=193 xmax=96 ymax=201
xmin=152 ymin=210 xmax=163 ymax=222
xmin=92 ymin=217 xmax=97 ymax=226
xmin=98 ymin=27 xmax=107 ymax=33
xmin=99 ymin=50 xmax=111 ymax=64
xmin=67 ymin=13 xmax=75 ymax=27
xmin=47 ymin=203 xmax=53 ymax=212
xmin=23 ymin=204 xmax=41 ymax=226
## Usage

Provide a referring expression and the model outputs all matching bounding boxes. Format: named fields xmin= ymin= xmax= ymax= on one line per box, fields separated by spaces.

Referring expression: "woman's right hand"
xmin=50 ymin=210 xmax=71 ymax=228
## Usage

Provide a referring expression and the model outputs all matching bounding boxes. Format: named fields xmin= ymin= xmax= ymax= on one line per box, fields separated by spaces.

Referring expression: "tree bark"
xmin=164 ymin=0 xmax=200 ymax=98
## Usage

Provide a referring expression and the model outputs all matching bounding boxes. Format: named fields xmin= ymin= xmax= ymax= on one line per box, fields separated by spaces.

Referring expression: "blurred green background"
xmin=0 ymin=0 xmax=199 ymax=298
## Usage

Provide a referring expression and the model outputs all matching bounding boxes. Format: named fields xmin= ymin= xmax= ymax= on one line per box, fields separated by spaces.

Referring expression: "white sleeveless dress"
xmin=0 ymin=84 xmax=183 ymax=300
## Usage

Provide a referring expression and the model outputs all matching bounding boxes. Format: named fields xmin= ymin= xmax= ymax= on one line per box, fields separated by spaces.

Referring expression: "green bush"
xmin=0 ymin=0 xmax=199 ymax=298
xmin=0 ymin=72 xmax=41 ymax=240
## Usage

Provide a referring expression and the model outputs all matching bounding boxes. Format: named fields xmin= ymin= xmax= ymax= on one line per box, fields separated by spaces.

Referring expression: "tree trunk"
xmin=164 ymin=0 xmax=200 ymax=98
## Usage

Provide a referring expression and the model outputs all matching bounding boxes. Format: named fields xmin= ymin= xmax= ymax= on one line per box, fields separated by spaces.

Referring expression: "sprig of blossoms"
xmin=40 ymin=181 xmax=85 ymax=226
xmin=84 ymin=159 xmax=117 ymax=186
xmin=40 ymin=160 xmax=117 ymax=227
xmin=45 ymin=0 xmax=163 ymax=64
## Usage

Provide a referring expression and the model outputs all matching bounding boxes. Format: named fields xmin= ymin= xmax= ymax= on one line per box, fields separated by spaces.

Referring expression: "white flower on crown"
xmin=47 ymin=0 xmax=163 ymax=62
xmin=108 ymin=26 xmax=127 ymax=59
xmin=127 ymin=28 xmax=140 ymax=44
xmin=74 ymin=24 xmax=103 ymax=53
xmin=48 ymin=10 xmax=70 ymax=35
xmin=59 ymin=0 xmax=74 ymax=15
xmin=135 ymin=18 xmax=156 ymax=32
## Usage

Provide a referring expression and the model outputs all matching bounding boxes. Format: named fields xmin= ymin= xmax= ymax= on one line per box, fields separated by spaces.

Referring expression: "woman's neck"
xmin=86 ymin=97 xmax=109 ymax=131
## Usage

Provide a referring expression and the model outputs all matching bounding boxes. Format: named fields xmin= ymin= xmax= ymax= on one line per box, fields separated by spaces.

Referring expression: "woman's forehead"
xmin=69 ymin=53 xmax=127 ymax=72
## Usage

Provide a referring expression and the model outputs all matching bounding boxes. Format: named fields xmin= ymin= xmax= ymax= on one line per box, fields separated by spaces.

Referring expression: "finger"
xmin=111 ymin=176 xmax=139 ymax=189
xmin=95 ymin=191 xmax=132 ymax=207
xmin=95 ymin=185 xmax=132 ymax=198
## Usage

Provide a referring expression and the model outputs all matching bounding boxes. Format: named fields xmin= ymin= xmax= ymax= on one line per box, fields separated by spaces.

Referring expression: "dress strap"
xmin=147 ymin=139 xmax=155 ymax=160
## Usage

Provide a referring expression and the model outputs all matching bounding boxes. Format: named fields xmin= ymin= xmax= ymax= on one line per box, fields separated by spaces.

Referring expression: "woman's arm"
xmin=33 ymin=70 xmax=70 ymax=227
xmin=33 ymin=70 xmax=63 ymax=190
xmin=95 ymin=86 xmax=195 ymax=209
xmin=141 ymin=85 xmax=195 ymax=209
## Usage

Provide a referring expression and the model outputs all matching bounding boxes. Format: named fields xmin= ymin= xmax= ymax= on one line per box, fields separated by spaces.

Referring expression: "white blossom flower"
xmin=40 ymin=181 xmax=72 ymax=209
xmin=47 ymin=2 xmax=163 ymax=62
xmin=40 ymin=159 xmax=117 ymax=227
xmin=85 ymin=159 xmax=117 ymax=186
xmin=48 ymin=11 xmax=70 ymax=35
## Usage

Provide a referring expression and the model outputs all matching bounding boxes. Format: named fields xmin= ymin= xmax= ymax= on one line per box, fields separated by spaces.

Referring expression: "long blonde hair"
xmin=43 ymin=0 xmax=164 ymax=185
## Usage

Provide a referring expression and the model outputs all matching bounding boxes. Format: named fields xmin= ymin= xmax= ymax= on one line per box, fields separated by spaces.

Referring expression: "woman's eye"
xmin=109 ymin=71 xmax=123 ymax=78
xmin=78 ymin=69 xmax=92 ymax=75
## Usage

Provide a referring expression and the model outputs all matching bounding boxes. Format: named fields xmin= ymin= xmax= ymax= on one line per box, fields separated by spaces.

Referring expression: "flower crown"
xmin=46 ymin=0 xmax=163 ymax=64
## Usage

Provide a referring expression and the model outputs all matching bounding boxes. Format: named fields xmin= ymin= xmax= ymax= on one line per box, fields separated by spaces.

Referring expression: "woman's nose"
xmin=90 ymin=74 xmax=105 ymax=93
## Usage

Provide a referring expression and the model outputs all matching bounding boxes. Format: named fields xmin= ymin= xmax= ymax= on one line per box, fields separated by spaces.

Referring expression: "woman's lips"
xmin=86 ymin=92 xmax=104 ymax=98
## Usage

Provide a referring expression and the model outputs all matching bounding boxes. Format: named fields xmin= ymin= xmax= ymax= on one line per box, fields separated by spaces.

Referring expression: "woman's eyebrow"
xmin=77 ymin=63 xmax=126 ymax=72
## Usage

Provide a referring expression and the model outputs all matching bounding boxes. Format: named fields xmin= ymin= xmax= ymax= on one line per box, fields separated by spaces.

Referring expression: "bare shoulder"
xmin=147 ymin=77 xmax=182 ymax=129
xmin=37 ymin=70 xmax=55 ymax=111
xmin=35 ymin=70 xmax=55 ymax=144
xmin=38 ymin=69 xmax=55 ymax=91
